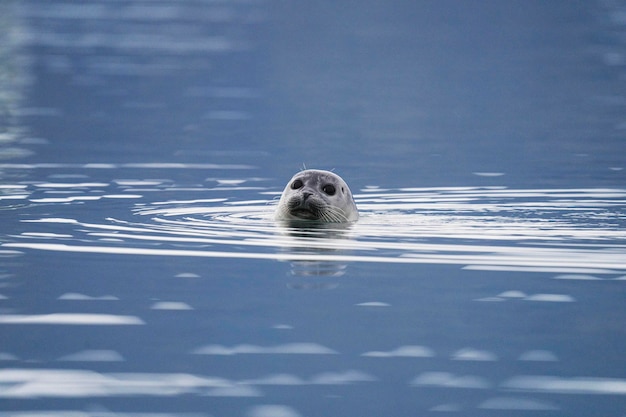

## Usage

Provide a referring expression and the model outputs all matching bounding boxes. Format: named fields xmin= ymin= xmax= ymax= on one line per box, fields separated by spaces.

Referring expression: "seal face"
xmin=275 ymin=169 xmax=358 ymax=223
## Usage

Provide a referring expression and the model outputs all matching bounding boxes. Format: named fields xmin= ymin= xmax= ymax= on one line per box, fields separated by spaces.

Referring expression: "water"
xmin=1 ymin=1 xmax=626 ymax=416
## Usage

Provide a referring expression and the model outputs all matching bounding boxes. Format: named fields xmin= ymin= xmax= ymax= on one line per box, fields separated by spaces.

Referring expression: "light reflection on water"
xmin=1 ymin=177 xmax=626 ymax=416
xmin=5 ymin=183 xmax=626 ymax=276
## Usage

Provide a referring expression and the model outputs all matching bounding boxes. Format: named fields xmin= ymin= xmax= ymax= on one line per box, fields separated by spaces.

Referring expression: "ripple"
xmin=451 ymin=348 xmax=498 ymax=361
xmin=502 ymin=375 xmax=626 ymax=395
xmin=3 ymin=187 xmax=626 ymax=275
xmin=356 ymin=301 xmax=391 ymax=307
xmin=57 ymin=292 xmax=119 ymax=301
xmin=246 ymin=405 xmax=302 ymax=417
xmin=0 ymin=313 xmax=144 ymax=325
xmin=479 ymin=396 xmax=559 ymax=410
xmin=524 ymin=294 xmax=576 ymax=303
xmin=362 ymin=345 xmax=435 ymax=358
xmin=410 ymin=372 xmax=491 ymax=389
xmin=191 ymin=343 xmax=338 ymax=355
xmin=206 ymin=385 xmax=262 ymax=397
xmin=57 ymin=349 xmax=125 ymax=362
xmin=0 ymin=369 xmax=228 ymax=398
xmin=518 ymin=350 xmax=559 ymax=362
xmin=150 ymin=301 xmax=194 ymax=310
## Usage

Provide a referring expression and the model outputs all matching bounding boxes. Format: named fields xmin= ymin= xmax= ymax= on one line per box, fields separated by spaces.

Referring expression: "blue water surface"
xmin=1 ymin=1 xmax=626 ymax=416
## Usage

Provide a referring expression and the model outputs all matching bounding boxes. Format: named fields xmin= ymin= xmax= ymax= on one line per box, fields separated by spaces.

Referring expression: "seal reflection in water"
xmin=275 ymin=169 xmax=358 ymax=223
xmin=279 ymin=222 xmax=355 ymax=288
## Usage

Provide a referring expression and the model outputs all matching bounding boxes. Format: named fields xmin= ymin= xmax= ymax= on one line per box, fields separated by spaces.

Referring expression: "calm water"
xmin=1 ymin=1 xmax=626 ymax=416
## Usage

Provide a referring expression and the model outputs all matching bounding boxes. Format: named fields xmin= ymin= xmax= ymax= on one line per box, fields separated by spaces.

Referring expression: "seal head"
xmin=275 ymin=169 xmax=358 ymax=223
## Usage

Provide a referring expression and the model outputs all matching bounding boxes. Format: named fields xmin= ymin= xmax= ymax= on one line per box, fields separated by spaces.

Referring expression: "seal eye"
xmin=322 ymin=184 xmax=336 ymax=196
xmin=291 ymin=179 xmax=303 ymax=190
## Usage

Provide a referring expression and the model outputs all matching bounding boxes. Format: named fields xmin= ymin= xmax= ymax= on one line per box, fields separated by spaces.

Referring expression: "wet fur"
xmin=275 ymin=170 xmax=358 ymax=223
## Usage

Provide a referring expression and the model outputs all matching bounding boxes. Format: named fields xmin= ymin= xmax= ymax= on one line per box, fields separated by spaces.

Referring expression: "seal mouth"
xmin=289 ymin=208 xmax=320 ymax=220
xmin=286 ymin=195 xmax=323 ymax=220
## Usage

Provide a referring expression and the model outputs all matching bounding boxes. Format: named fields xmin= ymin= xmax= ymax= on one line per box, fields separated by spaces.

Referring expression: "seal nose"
xmin=302 ymin=191 xmax=313 ymax=201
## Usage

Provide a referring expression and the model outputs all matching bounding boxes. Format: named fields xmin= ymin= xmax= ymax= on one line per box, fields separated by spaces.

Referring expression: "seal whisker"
xmin=321 ymin=205 xmax=348 ymax=222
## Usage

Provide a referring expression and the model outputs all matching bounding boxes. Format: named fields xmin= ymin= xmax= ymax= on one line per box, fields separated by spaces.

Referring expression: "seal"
xmin=275 ymin=169 xmax=358 ymax=223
